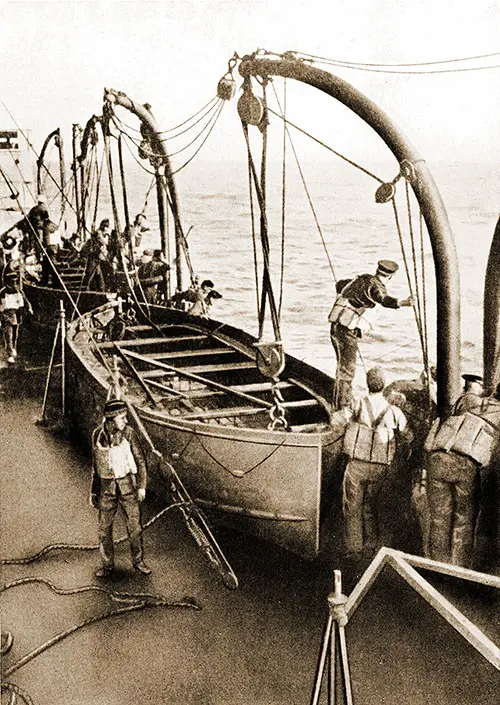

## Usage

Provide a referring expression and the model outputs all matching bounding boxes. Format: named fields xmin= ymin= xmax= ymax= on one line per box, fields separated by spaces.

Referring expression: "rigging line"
xmin=171 ymin=101 xmax=226 ymax=175
xmin=163 ymin=104 xmax=225 ymax=158
xmin=419 ymin=210 xmax=433 ymax=410
xmin=118 ymin=125 xmax=157 ymax=176
xmin=112 ymin=94 xmax=219 ymax=136
xmin=91 ymin=147 xmax=106 ymax=233
xmin=258 ymin=79 xmax=270 ymax=339
xmin=270 ymin=86 xmax=337 ymax=284
xmin=0 ymin=99 xmax=92 ymax=238
xmin=111 ymin=98 xmax=222 ymax=156
xmin=391 ymin=195 xmax=427 ymax=361
xmin=266 ymin=107 xmax=384 ymax=183
xmin=247 ymin=150 xmax=261 ymax=320
xmin=278 ymin=78 xmax=287 ymax=319
xmin=160 ymin=98 xmax=223 ymax=142
xmin=292 ymin=49 xmax=500 ymax=69
xmin=405 ymin=179 xmax=429 ymax=370
xmin=241 ymin=121 xmax=281 ymax=340
xmin=298 ymin=57 xmax=500 ymax=75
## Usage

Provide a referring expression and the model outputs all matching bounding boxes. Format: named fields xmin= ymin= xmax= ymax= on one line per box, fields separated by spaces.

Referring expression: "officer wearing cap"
xmin=90 ymin=399 xmax=151 ymax=577
xmin=453 ymin=374 xmax=484 ymax=415
xmin=329 ymin=260 xmax=414 ymax=408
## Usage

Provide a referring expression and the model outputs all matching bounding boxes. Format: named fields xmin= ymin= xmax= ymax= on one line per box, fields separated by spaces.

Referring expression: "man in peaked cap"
xmin=453 ymin=374 xmax=484 ymax=415
xmin=328 ymin=260 xmax=414 ymax=409
xmin=90 ymin=399 xmax=151 ymax=577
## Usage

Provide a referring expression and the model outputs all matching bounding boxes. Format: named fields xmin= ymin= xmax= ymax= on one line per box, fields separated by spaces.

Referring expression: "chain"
xmin=267 ymin=378 xmax=289 ymax=431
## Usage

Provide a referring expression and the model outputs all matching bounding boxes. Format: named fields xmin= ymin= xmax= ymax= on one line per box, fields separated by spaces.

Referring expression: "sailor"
xmin=82 ymin=220 xmax=112 ymax=291
xmin=342 ymin=366 xmax=412 ymax=558
xmin=0 ymin=270 xmax=32 ymax=363
xmin=423 ymin=382 xmax=500 ymax=567
xmin=137 ymin=248 xmax=170 ymax=305
xmin=90 ymin=399 xmax=151 ymax=577
xmin=131 ymin=212 xmax=150 ymax=252
xmin=329 ymin=260 xmax=414 ymax=409
xmin=452 ymin=373 xmax=484 ymax=414
xmin=188 ymin=279 xmax=222 ymax=318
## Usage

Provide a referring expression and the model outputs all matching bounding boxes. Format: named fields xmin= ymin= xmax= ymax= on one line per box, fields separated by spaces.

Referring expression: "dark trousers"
xmin=98 ymin=477 xmax=144 ymax=568
xmin=426 ymin=450 xmax=478 ymax=568
xmin=342 ymin=458 xmax=390 ymax=555
xmin=2 ymin=321 xmax=18 ymax=357
xmin=330 ymin=322 xmax=360 ymax=408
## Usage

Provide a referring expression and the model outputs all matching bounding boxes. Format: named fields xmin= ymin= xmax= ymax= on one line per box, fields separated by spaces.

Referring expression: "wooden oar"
xmin=122 ymin=348 xmax=273 ymax=409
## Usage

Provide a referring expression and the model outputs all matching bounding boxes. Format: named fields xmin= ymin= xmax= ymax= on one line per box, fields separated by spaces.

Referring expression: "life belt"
xmin=0 ymin=292 xmax=23 ymax=311
xmin=328 ymin=295 xmax=372 ymax=333
xmin=343 ymin=399 xmax=397 ymax=465
xmin=424 ymin=410 xmax=500 ymax=466
xmin=93 ymin=432 xmax=138 ymax=479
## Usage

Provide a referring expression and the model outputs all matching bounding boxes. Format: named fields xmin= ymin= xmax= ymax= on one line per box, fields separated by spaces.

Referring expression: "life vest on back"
xmin=93 ymin=428 xmax=138 ymax=479
xmin=424 ymin=398 xmax=500 ymax=466
xmin=343 ymin=397 xmax=399 ymax=465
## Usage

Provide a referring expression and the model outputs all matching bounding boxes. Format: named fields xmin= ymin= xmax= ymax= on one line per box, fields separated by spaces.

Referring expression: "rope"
xmin=171 ymin=101 xmax=225 ymax=175
xmin=193 ymin=426 xmax=290 ymax=475
xmin=270 ymin=86 xmax=337 ymax=284
xmin=298 ymin=49 xmax=500 ymax=68
xmin=405 ymin=179 xmax=429 ymax=371
xmin=1 ymin=683 xmax=36 ymax=705
xmin=240 ymin=121 xmax=281 ymax=341
xmin=278 ymin=79 xmax=287 ymax=319
xmin=247 ymin=149 xmax=261 ymax=319
xmin=2 ymin=596 xmax=200 ymax=679
xmin=266 ymin=107 xmax=384 ymax=183
xmin=391 ymin=194 xmax=427 ymax=362
xmin=0 ymin=502 xmax=184 ymax=565
xmin=276 ymin=49 xmax=500 ymax=74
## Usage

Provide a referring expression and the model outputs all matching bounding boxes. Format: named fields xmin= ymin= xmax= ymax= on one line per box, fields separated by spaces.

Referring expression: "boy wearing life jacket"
xmin=329 ymin=260 xmax=414 ymax=409
xmin=0 ymin=270 xmax=32 ymax=363
xmin=342 ymin=366 xmax=412 ymax=558
xmin=90 ymin=399 xmax=151 ymax=577
xmin=423 ymin=383 xmax=500 ymax=568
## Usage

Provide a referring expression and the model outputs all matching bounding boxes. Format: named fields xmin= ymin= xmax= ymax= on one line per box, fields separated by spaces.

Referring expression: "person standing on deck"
xmin=90 ymin=399 xmax=151 ymax=577
xmin=342 ymin=366 xmax=412 ymax=558
xmin=423 ymin=384 xmax=500 ymax=568
xmin=0 ymin=270 xmax=32 ymax=363
xmin=329 ymin=260 xmax=414 ymax=409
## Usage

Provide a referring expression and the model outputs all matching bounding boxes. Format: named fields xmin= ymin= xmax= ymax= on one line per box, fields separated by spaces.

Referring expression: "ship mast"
xmin=238 ymin=53 xmax=461 ymax=416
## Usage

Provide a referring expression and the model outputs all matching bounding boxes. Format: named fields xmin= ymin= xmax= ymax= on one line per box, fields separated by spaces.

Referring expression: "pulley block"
xmin=217 ymin=75 xmax=236 ymax=101
xmin=237 ymin=81 xmax=264 ymax=126
xmin=254 ymin=340 xmax=285 ymax=379
xmin=375 ymin=181 xmax=396 ymax=203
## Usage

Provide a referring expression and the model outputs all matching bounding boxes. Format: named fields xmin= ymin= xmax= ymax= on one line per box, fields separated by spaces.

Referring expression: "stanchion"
xmin=311 ymin=570 xmax=353 ymax=705
xmin=38 ymin=301 xmax=66 ymax=425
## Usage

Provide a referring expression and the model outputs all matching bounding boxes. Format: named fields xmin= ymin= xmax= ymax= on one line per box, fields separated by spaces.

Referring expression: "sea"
xmin=2 ymin=150 xmax=499 ymax=389
xmin=147 ymin=157 xmax=499 ymax=388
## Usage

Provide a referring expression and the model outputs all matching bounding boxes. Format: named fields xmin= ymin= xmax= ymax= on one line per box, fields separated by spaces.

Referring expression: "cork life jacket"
xmin=328 ymin=276 xmax=379 ymax=333
xmin=424 ymin=397 xmax=500 ymax=466
xmin=93 ymin=427 xmax=138 ymax=479
xmin=0 ymin=288 xmax=23 ymax=312
xmin=343 ymin=397 xmax=399 ymax=465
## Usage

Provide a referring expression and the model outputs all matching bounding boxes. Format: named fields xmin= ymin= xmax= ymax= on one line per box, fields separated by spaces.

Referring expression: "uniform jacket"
xmin=336 ymin=274 xmax=400 ymax=310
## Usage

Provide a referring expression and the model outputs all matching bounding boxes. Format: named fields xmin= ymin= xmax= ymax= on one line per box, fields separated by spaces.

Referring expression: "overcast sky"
xmin=1 ymin=0 xmax=499 ymax=164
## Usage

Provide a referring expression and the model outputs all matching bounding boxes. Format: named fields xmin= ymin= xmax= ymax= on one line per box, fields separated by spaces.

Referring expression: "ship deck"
xmin=1 ymin=346 xmax=499 ymax=704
